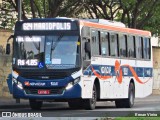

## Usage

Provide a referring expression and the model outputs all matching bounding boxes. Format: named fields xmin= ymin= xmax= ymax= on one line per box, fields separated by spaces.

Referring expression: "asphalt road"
xmin=0 ymin=94 xmax=160 ymax=119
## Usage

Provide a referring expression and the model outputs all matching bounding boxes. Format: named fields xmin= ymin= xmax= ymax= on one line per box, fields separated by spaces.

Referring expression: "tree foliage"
xmin=0 ymin=0 xmax=160 ymax=35
xmin=83 ymin=0 xmax=160 ymax=35
xmin=0 ymin=0 xmax=17 ymax=29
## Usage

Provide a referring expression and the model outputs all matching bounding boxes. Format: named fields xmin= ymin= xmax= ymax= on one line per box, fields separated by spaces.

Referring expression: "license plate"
xmin=38 ymin=90 xmax=50 ymax=95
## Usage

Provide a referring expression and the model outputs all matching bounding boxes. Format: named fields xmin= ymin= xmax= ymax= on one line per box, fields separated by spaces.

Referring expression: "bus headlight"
xmin=13 ymin=77 xmax=23 ymax=90
xmin=66 ymin=77 xmax=80 ymax=90
xmin=17 ymin=82 xmax=23 ymax=90
xmin=66 ymin=82 xmax=73 ymax=90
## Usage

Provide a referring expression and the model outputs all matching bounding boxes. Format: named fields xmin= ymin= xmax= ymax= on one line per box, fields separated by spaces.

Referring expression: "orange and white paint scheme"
xmin=78 ymin=19 xmax=152 ymax=100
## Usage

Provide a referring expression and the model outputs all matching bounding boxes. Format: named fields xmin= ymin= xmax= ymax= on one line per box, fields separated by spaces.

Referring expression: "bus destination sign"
xmin=22 ymin=22 xmax=71 ymax=31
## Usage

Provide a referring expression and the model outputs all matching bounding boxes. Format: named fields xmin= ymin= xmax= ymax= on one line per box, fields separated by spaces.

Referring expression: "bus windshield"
xmin=14 ymin=35 xmax=80 ymax=69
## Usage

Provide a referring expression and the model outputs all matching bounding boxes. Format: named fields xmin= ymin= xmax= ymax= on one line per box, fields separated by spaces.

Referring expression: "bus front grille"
xmin=24 ymin=87 xmax=65 ymax=95
xmin=20 ymin=72 xmax=69 ymax=80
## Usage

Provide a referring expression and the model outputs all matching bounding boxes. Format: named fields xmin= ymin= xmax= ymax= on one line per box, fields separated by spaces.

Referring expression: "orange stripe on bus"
xmin=91 ymin=66 xmax=112 ymax=80
xmin=80 ymin=21 xmax=151 ymax=37
xmin=91 ymin=60 xmax=151 ymax=84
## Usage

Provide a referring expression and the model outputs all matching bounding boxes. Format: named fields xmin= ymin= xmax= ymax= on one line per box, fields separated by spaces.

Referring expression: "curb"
xmin=0 ymin=98 xmax=29 ymax=109
xmin=0 ymin=104 xmax=29 ymax=109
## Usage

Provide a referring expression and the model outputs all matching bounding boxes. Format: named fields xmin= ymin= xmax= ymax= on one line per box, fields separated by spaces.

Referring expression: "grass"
xmin=115 ymin=117 xmax=160 ymax=120
xmin=98 ymin=117 xmax=160 ymax=120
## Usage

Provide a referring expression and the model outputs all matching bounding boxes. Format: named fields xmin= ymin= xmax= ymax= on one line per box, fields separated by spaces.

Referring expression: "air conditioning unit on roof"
xmin=83 ymin=19 xmax=126 ymax=28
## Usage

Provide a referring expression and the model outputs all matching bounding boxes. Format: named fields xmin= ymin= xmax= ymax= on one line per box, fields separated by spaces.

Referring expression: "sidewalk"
xmin=0 ymin=94 xmax=160 ymax=109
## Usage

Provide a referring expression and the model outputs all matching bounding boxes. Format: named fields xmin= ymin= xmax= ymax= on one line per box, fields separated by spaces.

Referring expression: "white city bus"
xmin=6 ymin=18 xmax=152 ymax=110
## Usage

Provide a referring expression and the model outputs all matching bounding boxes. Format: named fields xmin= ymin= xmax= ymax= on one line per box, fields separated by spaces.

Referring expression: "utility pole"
xmin=0 ymin=0 xmax=2 ymax=8
xmin=18 ymin=0 xmax=22 ymax=21
xmin=43 ymin=0 xmax=46 ymax=18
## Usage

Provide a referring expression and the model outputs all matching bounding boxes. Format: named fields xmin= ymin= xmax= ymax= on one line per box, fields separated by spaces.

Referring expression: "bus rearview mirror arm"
xmin=6 ymin=35 xmax=14 ymax=55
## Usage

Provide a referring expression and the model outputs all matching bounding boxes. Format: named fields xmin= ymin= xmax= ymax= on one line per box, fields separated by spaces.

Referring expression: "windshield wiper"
xmin=50 ymin=34 xmax=63 ymax=61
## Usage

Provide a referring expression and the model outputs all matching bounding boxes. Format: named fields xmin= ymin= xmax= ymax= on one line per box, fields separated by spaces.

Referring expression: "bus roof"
xmin=15 ymin=17 xmax=151 ymax=37
xmin=79 ymin=19 xmax=151 ymax=37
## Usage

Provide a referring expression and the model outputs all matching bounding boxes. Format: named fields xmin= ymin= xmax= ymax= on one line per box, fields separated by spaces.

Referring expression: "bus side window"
xmin=133 ymin=36 xmax=136 ymax=58
xmin=127 ymin=36 xmax=135 ymax=58
xmin=101 ymin=31 xmax=109 ymax=56
xmin=119 ymin=34 xmax=127 ymax=57
xmin=148 ymin=38 xmax=151 ymax=59
xmin=143 ymin=37 xmax=150 ymax=59
xmin=136 ymin=37 xmax=143 ymax=59
xmin=91 ymin=30 xmax=100 ymax=56
xmin=109 ymin=33 xmax=118 ymax=57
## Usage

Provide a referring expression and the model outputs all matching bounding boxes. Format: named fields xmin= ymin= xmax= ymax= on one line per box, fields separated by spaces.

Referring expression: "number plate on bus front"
xmin=38 ymin=90 xmax=50 ymax=95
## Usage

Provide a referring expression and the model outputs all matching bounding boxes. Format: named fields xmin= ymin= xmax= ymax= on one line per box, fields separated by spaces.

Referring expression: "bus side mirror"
xmin=85 ymin=42 xmax=91 ymax=53
xmin=6 ymin=43 xmax=11 ymax=55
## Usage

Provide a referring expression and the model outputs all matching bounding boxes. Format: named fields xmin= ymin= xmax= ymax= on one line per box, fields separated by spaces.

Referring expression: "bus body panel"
xmin=80 ymin=19 xmax=152 ymax=100
xmin=83 ymin=56 xmax=153 ymax=99
xmin=12 ymin=73 xmax=82 ymax=99
xmin=10 ymin=18 xmax=153 ymax=108
xmin=81 ymin=76 xmax=95 ymax=98
xmin=13 ymin=83 xmax=81 ymax=99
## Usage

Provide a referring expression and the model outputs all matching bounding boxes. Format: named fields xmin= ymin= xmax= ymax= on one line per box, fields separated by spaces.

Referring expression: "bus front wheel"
xmin=68 ymin=100 xmax=82 ymax=109
xmin=83 ymin=84 xmax=97 ymax=110
xmin=29 ymin=99 xmax=43 ymax=110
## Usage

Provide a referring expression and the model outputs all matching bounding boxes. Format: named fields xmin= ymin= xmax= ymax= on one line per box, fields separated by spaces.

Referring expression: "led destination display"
xmin=22 ymin=22 xmax=71 ymax=30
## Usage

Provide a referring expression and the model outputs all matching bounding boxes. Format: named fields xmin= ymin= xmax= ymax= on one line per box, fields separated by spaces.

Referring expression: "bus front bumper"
xmin=13 ymin=83 xmax=81 ymax=99
xmin=12 ymin=77 xmax=82 ymax=100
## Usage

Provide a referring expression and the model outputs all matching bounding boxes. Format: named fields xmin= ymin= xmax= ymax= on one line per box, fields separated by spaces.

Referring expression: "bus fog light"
xmin=66 ymin=82 xmax=73 ymax=90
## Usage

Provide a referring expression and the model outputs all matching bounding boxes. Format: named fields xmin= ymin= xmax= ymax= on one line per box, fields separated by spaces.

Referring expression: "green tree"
xmin=84 ymin=0 xmax=121 ymax=20
xmin=120 ymin=0 xmax=160 ymax=30
xmin=1 ymin=0 xmax=160 ymax=35
xmin=0 ymin=0 xmax=17 ymax=29
xmin=0 ymin=0 xmax=85 ymax=29
xmin=84 ymin=0 xmax=160 ymax=35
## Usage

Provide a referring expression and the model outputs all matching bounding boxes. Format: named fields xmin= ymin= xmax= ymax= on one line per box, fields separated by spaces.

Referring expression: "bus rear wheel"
xmin=115 ymin=99 xmax=125 ymax=108
xmin=83 ymin=84 xmax=97 ymax=110
xmin=29 ymin=99 xmax=43 ymax=110
xmin=125 ymin=82 xmax=135 ymax=108
xmin=115 ymin=82 xmax=135 ymax=108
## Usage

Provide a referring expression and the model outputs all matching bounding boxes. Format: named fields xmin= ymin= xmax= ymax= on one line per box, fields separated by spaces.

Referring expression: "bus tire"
xmin=115 ymin=82 xmax=135 ymax=108
xmin=125 ymin=82 xmax=135 ymax=108
xmin=29 ymin=99 xmax=43 ymax=110
xmin=83 ymin=84 xmax=97 ymax=110
xmin=68 ymin=100 xmax=82 ymax=109
xmin=115 ymin=99 xmax=125 ymax=108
